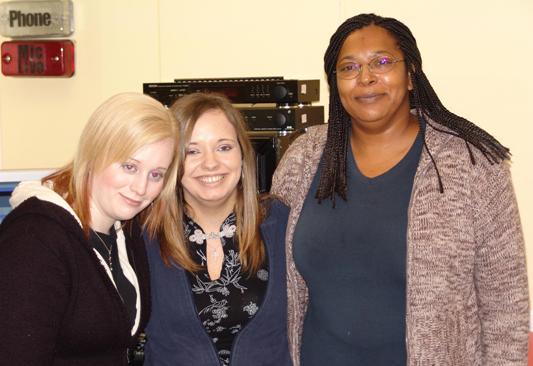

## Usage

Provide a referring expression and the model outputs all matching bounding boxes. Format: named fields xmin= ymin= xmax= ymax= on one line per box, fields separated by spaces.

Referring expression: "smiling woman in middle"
xmin=144 ymin=92 xmax=292 ymax=366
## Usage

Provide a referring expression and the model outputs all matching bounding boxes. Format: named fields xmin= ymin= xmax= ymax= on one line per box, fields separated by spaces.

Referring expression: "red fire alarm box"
xmin=1 ymin=40 xmax=74 ymax=77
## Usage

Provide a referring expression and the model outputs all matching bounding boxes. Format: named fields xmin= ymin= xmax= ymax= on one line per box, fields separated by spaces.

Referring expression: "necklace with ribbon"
xmin=189 ymin=224 xmax=236 ymax=258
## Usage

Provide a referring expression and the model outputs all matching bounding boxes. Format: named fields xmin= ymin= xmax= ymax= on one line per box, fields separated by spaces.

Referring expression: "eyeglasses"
xmin=335 ymin=55 xmax=405 ymax=80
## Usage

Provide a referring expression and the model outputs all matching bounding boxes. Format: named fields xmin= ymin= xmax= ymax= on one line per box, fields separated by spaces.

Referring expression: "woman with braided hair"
xmin=271 ymin=13 xmax=528 ymax=366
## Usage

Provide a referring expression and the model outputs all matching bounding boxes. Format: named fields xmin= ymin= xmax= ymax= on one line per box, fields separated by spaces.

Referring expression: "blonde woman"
xmin=145 ymin=93 xmax=292 ymax=366
xmin=0 ymin=93 xmax=180 ymax=366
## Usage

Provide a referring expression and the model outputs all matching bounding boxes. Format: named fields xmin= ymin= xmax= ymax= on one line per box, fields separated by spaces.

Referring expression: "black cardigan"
xmin=0 ymin=197 xmax=150 ymax=366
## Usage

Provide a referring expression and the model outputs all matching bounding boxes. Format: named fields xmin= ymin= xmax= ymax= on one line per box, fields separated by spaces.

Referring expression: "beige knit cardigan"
xmin=271 ymin=123 xmax=529 ymax=366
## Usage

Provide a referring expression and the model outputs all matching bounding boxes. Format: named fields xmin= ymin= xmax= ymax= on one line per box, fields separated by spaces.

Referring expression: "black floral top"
xmin=185 ymin=213 xmax=269 ymax=366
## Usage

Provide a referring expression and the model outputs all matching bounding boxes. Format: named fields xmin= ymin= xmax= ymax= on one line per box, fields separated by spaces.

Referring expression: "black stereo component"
xmin=238 ymin=105 xmax=324 ymax=131
xmin=250 ymin=131 xmax=303 ymax=193
xmin=143 ymin=77 xmax=320 ymax=106
xmin=252 ymin=135 xmax=278 ymax=193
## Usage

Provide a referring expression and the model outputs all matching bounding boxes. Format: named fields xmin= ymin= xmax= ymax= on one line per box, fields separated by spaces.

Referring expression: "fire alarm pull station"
xmin=1 ymin=40 xmax=74 ymax=77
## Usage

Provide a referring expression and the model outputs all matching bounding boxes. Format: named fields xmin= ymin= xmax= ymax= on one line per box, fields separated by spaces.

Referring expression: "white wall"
xmin=0 ymin=0 xmax=161 ymax=169
xmin=0 ymin=0 xmax=532 ymax=296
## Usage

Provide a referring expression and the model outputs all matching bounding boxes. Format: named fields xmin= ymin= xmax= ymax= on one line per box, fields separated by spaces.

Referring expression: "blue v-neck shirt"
xmin=293 ymin=125 xmax=424 ymax=366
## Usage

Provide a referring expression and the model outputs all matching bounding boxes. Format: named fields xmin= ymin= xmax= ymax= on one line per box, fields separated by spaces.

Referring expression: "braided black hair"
xmin=316 ymin=13 xmax=510 ymax=203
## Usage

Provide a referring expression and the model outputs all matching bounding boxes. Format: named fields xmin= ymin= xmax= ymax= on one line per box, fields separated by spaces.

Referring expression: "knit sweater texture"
xmin=271 ymin=123 xmax=529 ymax=366
xmin=0 ymin=181 xmax=150 ymax=366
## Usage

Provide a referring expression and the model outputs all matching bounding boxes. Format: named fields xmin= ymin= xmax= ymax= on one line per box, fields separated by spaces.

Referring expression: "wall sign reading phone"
xmin=0 ymin=0 xmax=73 ymax=38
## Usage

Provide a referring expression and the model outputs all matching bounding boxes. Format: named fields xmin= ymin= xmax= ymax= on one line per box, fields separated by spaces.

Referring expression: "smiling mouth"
xmin=198 ymin=175 xmax=224 ymax=184
xmin=355 ymin=93 xmax=383 ymax=103
xmin=120 ymin=194 xmax=142 ymax=206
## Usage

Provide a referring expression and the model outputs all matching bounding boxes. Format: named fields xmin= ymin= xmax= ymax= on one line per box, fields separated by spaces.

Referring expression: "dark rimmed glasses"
xmin=335 ymin=55 xmax=405 ymax=80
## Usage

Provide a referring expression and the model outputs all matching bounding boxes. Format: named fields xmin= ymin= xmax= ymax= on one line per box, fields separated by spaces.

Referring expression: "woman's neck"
xmin=350 ymin=113 xmax=419 ymax=154
xmin=349 ymin=113 xmax=420 ymax=178
xmin=89 ymin=217 xmax=114 ymax=234
xmin=187 ymin=204 xmax=234 ymax=233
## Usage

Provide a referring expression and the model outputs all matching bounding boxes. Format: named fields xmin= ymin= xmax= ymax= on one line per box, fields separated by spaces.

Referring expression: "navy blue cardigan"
xmin=144 ymin=200 xmax=292 ymax=366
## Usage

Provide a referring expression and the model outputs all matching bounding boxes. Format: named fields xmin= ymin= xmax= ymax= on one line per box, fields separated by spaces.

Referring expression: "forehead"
xmin=130 ymin=138 xmax=173 ymax=159
xmin=190 ymin=109 xmax=237 ymax=141
xmin=338 ymin=25 xmax=400 ymax=60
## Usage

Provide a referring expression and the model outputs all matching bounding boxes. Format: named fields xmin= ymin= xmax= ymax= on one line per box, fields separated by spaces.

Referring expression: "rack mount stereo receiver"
xmin=238 ymin=105 xmax=324 ymax=131
xmin=143 ymin=77 xmax=320 ymax=106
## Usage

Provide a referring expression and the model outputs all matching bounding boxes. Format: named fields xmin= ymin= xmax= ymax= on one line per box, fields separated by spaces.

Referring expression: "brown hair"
xmin=165 ymin=92 xmax=265 ymax=274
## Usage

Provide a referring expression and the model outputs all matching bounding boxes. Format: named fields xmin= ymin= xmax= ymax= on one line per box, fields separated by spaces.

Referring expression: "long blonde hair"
xmin=44 ymin=92 xmax=180 ymax=246
xmin=164 ymin=92 xmax=265 ymax=274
